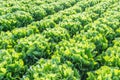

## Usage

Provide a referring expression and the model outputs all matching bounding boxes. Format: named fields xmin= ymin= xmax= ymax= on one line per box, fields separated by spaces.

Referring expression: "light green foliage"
xmin=87 ymin=66 xmax=120 ymax=80
xmin=23 ymin=58 xmax=80 ymax=80
xmin=0 ymin=0 xmax=119 ymax=80
xmin=43 ymin=27 xmax=70 ymax=43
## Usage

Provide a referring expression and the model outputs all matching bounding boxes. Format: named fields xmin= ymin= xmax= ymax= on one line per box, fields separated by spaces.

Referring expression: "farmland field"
xmin=0 ymin=0 xmax=120 ymax=80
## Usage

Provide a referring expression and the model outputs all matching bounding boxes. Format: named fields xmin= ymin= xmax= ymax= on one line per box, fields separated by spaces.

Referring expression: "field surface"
xmin=0 ymin=0 xmax=120 ymax=80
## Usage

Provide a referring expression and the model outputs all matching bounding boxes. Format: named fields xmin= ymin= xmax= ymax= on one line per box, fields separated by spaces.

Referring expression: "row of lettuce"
xmin=0 ymin=0 xmax=77 ymax=16
xmin=0 ymin=0 xmax=81 ymax=31
xmin=0 ymin=0 xmax=120 ymax=80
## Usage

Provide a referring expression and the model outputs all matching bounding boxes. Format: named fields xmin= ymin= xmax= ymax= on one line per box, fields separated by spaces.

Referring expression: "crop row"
xmin=0 ymin=0 xmax=64 ymax=15
xmin=0 ymin=0 xmax=80 ymax=31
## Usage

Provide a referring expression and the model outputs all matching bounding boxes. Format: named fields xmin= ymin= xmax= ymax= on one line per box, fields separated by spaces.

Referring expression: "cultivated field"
xmin=0 ymin=0 xmax=120 ymax=80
